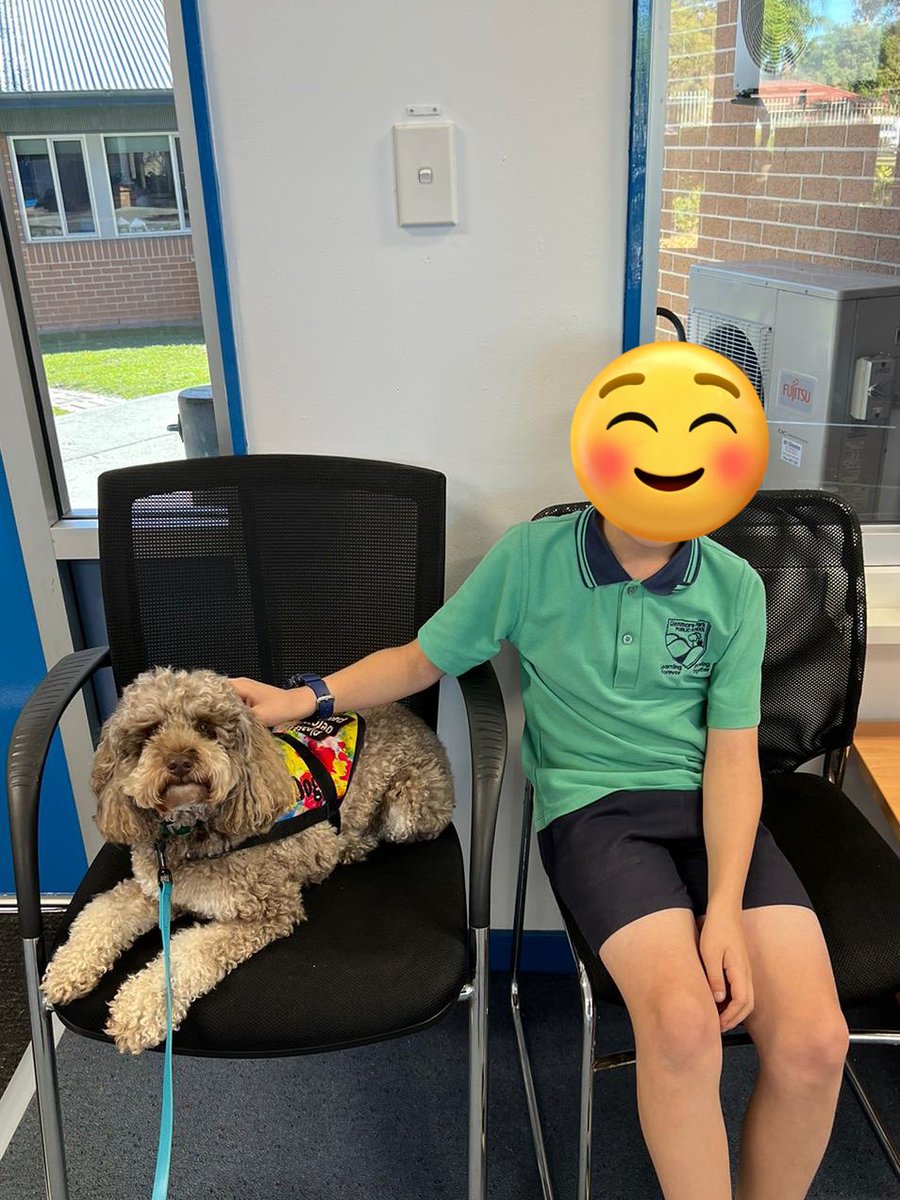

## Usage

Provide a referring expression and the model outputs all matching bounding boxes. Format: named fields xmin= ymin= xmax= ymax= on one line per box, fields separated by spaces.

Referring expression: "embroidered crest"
xmin=664 ymin=619 xmax=710 ymax=669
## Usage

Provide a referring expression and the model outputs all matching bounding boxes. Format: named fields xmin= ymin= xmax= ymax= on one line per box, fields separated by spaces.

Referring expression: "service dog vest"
xmin=271 ymin=712 xmax=364 ymax=833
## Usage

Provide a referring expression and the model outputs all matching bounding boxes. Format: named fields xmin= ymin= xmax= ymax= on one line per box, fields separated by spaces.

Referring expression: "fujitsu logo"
xmin=781 ymin=378 xmax=811 ymax=406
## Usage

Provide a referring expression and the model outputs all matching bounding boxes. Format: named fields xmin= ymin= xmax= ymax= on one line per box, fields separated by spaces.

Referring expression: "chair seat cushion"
xmin=760 ymin=771 xmax=900 ymax=1007
xmin=52 ymin=827 xmax=469 ymax=1057
xmin=565 ymin=772 xmax=900 ymax=1010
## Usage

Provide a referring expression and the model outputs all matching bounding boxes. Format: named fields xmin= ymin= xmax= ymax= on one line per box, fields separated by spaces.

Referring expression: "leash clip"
xmin=155 ymin=839 xmax=172 ymax=886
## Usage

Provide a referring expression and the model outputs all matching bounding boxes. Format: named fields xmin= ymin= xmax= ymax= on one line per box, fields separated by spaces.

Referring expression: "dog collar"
xmin=160 ymin=819 xmax=198 ymax=838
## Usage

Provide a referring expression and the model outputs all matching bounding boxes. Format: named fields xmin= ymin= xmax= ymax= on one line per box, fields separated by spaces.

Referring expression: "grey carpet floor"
xmin=0 ymin=914 xmax=66 ymax=1095
xmin=0 ymin=976 xmax=897 ymax=1199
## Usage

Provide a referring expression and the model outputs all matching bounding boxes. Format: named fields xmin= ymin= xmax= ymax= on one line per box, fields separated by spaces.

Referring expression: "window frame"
xmin=103 ymin=131 xmax=191 ymax=238
xmin=634 ymin=0 xmax=900 ymax=572
xmin=9 ymin=133 xmax=100 ymax=243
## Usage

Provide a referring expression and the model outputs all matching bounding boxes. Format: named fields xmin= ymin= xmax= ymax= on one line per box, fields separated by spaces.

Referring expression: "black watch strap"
xmin=287 ymin=672 xmax=335 ymax=719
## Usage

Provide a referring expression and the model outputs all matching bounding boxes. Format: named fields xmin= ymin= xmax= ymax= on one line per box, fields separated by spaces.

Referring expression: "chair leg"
xmin=574 ymin=956 xmax=597 ymax=1200
xmin=468 ymin=925 xmax=489 ymax=1200
xmin=510 ymin=783 xmax=556 ymax=1200
xmin=843 ymin=1056 xmax=900 ymax=1178
xmin=22 ymin=937 xmax=70 ymax=1200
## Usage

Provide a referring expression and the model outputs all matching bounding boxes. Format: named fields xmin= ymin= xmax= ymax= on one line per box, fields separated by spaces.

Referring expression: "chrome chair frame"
xmin=511 ymin=766 xmax=900 ymax=1200
xmin=9 ymin=649 xmax=506 ymax=1200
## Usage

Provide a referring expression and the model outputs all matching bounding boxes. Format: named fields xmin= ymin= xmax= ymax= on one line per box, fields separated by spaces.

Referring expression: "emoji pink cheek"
xmin=713 ymin=443 xmax=753 ymax=484
xmin=585 ymin=442 xmax=628 ymax=485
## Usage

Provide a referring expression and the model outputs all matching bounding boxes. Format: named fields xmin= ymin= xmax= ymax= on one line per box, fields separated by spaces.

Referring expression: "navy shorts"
xmin=537 ymin=788 xmax=815 ymax=955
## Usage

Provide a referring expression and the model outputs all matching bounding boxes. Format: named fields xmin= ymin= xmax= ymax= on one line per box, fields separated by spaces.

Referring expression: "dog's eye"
xmin=143 ymin=723 xmax=161 ymax=741
xmin=195 ymin=720 xmax=216 ymax=740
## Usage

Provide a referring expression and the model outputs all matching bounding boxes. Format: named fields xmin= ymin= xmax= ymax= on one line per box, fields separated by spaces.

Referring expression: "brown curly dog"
xmin=42 ymin=667 xmax=454 ymax=1054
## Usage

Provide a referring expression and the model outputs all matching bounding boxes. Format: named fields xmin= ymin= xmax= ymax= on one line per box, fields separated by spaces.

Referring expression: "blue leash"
xmin=152 ymin=844 xmax=175 ymax=1200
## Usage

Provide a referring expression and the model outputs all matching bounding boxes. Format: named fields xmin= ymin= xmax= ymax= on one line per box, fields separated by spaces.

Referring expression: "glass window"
xmin=12 ymin=137 xmax=96 ymax=240
xmin=653 ymin=0 xmax=900 ymax=525
xmin=105 ymin=134 xmax=188 ymax=234
xmin=14 ymin=138 xmax=64 ymax=239
xmin=53 ymin=139 xmax=96 ymax=235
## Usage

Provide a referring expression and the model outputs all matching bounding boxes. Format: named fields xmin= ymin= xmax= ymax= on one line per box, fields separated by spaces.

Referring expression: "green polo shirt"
xmin=417 ymin=505 xmax=766 ymax=832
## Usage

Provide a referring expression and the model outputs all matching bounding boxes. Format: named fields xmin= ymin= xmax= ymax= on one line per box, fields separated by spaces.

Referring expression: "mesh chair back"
xmin=533 ymin=490 xmax=866 ymax=777
xmin=98 ymin=456 xmax=446 ymax=730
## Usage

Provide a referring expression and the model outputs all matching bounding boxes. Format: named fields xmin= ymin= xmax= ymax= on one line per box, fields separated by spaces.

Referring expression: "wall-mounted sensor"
xmin=393 ymin=122 xmax=458 ymax=227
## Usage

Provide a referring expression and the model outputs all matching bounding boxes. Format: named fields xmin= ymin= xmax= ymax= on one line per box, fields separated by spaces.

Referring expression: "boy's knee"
xmin=638 ymin=990 xmax=722 ymax=1073
xmin=761 ymin=1010 xmax=849 ymax=1088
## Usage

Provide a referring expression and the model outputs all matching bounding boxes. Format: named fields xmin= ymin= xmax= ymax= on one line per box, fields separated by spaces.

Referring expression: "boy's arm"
xmin=233 ymin=521 xmax=523 ymax=726
xmin=702 ymin=725 xmax=762 ymax=910
xmin=700 ymin=724 xmax=761 ymax=1032
xmin=231 ymin=640 xmax=443 ymax=726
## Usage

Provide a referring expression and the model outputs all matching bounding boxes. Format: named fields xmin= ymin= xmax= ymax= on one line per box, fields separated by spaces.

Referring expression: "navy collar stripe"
xmin=575 ymin=507 xmax=702 ymax=595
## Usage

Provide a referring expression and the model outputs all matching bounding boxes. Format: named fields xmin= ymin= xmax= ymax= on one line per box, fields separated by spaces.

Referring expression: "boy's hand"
xmin=229 ymin=677 xmax=314 ymax=727
xmin=698 ymin=907 xmax=754 ymax=1032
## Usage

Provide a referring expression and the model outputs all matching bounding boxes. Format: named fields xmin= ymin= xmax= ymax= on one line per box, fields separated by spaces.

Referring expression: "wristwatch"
xmin=287 ymin=672 xmax=335 ymax=719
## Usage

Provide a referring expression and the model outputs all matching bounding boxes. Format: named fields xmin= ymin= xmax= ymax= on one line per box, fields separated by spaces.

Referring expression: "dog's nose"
xmin=167 ymin=753 xmax=195 ymax=779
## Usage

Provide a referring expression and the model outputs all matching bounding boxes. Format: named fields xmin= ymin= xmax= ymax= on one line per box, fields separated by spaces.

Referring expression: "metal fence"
xmin=668 ymin=88 xmax=900 ymax=145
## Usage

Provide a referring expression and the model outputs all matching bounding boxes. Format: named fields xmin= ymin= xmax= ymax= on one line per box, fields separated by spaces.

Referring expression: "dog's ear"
xmin=91 ymin=715 xmax=156 ymax=845
xmin=215 ymin=710 xmax=295 ymax=837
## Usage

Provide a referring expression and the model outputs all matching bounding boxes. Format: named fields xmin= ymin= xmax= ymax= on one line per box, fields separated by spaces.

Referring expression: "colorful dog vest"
xmin=271 ymin=712 xmax=364 ymax=832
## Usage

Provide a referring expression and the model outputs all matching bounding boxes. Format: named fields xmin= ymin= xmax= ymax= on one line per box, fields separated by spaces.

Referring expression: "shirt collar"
xmin=574 ymin=506 xmax=702 ymax=595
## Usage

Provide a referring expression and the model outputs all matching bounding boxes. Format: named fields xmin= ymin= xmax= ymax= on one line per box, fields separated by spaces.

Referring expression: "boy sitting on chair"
xmin=233 ymin=343 xmax=848 ymax=1200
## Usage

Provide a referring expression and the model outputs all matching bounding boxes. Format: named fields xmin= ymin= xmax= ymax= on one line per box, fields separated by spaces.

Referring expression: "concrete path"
xmin=54 ymin=390 xmax=185 ymax=512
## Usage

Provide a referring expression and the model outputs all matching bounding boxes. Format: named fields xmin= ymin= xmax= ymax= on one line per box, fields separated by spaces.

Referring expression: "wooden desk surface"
xmin=852 ymin=721 xmax=900 ymax=838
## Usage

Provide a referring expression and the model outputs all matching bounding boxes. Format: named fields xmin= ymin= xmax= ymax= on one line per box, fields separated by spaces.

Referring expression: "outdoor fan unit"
xmin=687 ymin=261 xmax=900 ymax=523
xmin=734 ymin=0 xmax=814 ymax=97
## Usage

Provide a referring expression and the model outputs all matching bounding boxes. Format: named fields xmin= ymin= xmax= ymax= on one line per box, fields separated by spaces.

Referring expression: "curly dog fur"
xmin=42 ymin=668 xmax=454 ymax=1053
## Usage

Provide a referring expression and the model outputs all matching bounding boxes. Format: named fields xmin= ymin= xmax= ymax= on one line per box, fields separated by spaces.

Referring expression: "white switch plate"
xmin=393 ymin=122 xmax=458 ymax=227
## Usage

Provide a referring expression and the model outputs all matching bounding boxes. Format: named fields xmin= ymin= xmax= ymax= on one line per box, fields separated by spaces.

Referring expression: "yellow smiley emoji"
xmin=570 ymin=342 xmax=769 ymax=541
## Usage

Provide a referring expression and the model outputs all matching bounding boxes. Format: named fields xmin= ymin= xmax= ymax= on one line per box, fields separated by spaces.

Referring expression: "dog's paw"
xmin=105 ymin=971 xmax=168 ymax=1055
xmin=42 ymin=948 xmax=103 ymax=1006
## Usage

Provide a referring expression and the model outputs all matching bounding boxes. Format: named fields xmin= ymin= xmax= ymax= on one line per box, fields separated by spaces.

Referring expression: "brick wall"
xmin=658 ymin=0 xmax=900 ymax=336
xmin=2 ymin=137 xmax=202 ymax=332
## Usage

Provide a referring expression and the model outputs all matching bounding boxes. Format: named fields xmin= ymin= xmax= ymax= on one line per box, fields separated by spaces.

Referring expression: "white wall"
xmin=196 ymin=0 xmax=632 ymax=928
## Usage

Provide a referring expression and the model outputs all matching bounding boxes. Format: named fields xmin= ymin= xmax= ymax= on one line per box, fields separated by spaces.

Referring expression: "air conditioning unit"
xmin=734 ymin=0 xmax=814 ymax=97
xmin=687 ymin=262 xmax=900 ymax=522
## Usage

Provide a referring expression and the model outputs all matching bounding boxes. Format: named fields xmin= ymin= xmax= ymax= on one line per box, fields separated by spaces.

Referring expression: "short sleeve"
xmin=706 ymin=567 xmax=767 ymax=730
xmin=417 ymin=524 xmax=524 ymax=677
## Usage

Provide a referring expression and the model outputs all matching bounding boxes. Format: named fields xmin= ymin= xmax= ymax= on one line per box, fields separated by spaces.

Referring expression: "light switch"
xmin=393 ymin=122 xmax=458 ymax=226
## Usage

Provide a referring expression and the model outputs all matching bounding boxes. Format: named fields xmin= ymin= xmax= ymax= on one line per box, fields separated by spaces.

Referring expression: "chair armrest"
xmin=6 ymin=645 xmax=111 ymax=939
xmin=456 ymin=662 xmax=507 ymax=929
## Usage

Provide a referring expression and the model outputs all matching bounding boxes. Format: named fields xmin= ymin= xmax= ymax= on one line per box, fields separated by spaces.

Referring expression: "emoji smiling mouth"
xmin=634 ymin=466 xmax=705 ymax=492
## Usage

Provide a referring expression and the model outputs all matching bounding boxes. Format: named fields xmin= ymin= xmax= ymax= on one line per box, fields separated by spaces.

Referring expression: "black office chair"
xmin=510 ymin=489 xmax=900 ymax=1198
xmin=6 ymin=455 xmax=507 ymax=1200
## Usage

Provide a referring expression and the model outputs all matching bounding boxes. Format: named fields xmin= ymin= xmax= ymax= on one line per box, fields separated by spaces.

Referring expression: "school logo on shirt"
xmin=663 ymin=618 xmax=710 ymax=671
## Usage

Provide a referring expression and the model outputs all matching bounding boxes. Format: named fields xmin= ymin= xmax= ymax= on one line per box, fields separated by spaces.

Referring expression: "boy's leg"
xmin=599 ymin=907 xmax=733 ymax=1200
xmin=730 ymin=905 xmax=848 ymax=1200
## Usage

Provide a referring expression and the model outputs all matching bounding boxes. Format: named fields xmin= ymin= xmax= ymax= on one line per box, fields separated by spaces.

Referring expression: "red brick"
xmin=804 ymin=125 xmax=847 ymax=148
xmin=876 ymin=236 xmax=900 ymax=264
xmin=700 ymin=215 xmax=731 ymax=238
xmin=692 ymin=149 xmax=722 ymax=171
xmin=796 ymin=227 xmax=835 ymax=254
xmin=822 ymin=150 xmax=866 ymax=176
xmin=730 ymin=219 xmax=763 ymax=243
xmin=845 ymin=124 xmax=881 ymax=147
xmin=834 ymin=231 xmax=879 ymax=259
xmin=773 ymin=126 xmax=806 ymax=148
xmin=716 ymin=194 xmax=748 ymax=217
xmin=840 ymin=178 xmax=875 ymax=204
xmin=779 ymin=201 xmax=818 ymax=228
xmin=857 ymin=206 xmax=900 ymax=236
xmin=761 ymin=222 xmax=798 ymax=249
xmin=708 ymin=124 xmax=738 ymax=147
xmin=822 ymin=203 xmax=859 ymax=231
xmin=765 ymin=174 xmax=803 ymax=199
xmin=800 ymin=176 xmax=841 ymax=202
xmin=780 ymin=149 xmax=824 ymax=175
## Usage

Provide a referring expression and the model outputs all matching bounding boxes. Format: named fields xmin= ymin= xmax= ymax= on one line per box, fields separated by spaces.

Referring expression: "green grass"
xmin=41 ymin=325 xmax=210 ymax=402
